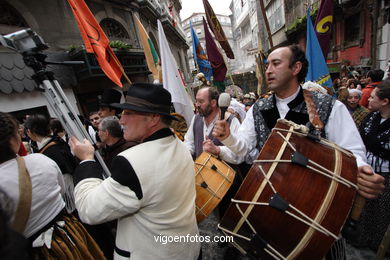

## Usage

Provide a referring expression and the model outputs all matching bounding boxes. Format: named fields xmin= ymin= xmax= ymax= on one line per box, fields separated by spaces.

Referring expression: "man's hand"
xmin=212 ymin=120 xmax=230 ymax=141
xmin=203 ymin=137 xmax=220 ymax=156
xmin=69 ymin=136 xmax=95 ymax=161
xmin=357 ymin=165 xmax=385 ymax=199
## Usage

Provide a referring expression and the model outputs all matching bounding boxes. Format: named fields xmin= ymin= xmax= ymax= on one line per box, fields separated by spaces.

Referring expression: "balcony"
xmin=239 ymin=35 xmax=252 ymax=49
xmin=68 ymin=48 xmax=149 ymax=82
xmin=137 ymin=0 xmax=163 ymax=22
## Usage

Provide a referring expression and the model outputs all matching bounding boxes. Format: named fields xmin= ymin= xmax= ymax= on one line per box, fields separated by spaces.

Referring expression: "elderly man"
xmin=70 ymin=83 xmax=200 ymax=260
xmin=213 ymin=45 xmax=385 ymax=258
xmin=184 ymin=86 xmax=240 ymax=163
xmin=97 ymin=116 xmax=137 ymax=169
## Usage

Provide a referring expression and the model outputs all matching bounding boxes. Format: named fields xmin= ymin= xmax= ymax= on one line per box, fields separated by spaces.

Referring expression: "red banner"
xmin=67 ymin=0 xmax=123 ymax=87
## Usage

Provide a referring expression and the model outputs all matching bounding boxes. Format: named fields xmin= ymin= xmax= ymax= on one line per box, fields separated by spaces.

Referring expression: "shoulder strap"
xmin=303 ymin=89 xmax=324 ymax=134
xmin=12 ymin=156 xmax=32 ymax=233
xmin=39 ymin=141 xmax=58 ymax=154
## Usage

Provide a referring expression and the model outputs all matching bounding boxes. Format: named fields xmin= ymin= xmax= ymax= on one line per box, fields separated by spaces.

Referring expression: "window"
xmin=265 ymin=0 xmax=285 ymax=33
xmin=344 ymin=13 xmax=360 ymax=46
xmin=100 ymin=18 xmax=130 ymax=40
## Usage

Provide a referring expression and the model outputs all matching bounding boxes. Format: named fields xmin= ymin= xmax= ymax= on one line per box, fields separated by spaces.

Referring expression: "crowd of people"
xmin=0 ymin=45 xmax=389 ymax=259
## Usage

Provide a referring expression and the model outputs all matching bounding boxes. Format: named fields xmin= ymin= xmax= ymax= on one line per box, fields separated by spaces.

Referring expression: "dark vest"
xmin=252 ymin=88 xmax=335 ymax=150
xmin=193 ymin=114 xmax=234 ymax=158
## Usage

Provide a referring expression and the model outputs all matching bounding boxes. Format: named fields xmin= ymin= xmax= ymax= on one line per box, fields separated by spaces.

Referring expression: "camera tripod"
xmin=23 ymin=51 xmax=111 ymax=178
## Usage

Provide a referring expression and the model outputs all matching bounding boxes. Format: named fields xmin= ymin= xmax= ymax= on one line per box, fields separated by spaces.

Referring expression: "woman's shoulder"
xmin=24 ymin=153 xmax=60 ymax=169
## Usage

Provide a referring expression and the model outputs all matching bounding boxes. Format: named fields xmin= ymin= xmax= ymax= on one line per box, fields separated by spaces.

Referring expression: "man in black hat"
xmin=70 ymin=83 xmax=200 ymax=259
xmin=98 ymin=88 xmax=123 ymax=119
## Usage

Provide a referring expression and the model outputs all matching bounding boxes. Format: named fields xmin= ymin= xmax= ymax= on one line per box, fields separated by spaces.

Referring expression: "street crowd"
xmin=0 ymin=45 xmax=389 ymax=259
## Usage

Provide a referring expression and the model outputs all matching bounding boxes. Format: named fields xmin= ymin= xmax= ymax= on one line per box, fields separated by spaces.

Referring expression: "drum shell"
xmin=219 ymin=120 xmax=358 ymax=259
xmin=195 ymin=152 xmax=236 ymax=222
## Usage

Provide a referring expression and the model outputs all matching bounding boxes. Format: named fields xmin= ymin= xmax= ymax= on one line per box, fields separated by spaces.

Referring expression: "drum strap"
xmin=303 ymin=89 xmax=324 ymax=135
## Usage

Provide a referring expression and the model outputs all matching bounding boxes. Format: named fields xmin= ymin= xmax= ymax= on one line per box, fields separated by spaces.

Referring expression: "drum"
xmin=195 ymin=152 xmax=236 ymax=222
xmin=218 ymin=119 xmax=358 ymax=259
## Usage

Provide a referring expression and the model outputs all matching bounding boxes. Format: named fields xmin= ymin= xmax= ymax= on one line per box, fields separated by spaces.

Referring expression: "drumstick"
xmin=349 ymin=194 xmax=366 ymax=221
xmin=218 ymin=93 xmax=231 ymax=120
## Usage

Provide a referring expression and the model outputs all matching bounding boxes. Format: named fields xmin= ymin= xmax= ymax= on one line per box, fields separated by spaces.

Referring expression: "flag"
xmin=203 ymin=17 xmax=227 ymax=83
xmin=203 ymin=0 xmax=234 ymax=59
xmin=305 ymin=7 xmax=334 ymax=94
xmin=314 ymin=0 xmax=333 ymax=58
xmin=157 ymin=20 xmax=194 ymax=125
xmin=190 ymin=22 xmax=213 ymax=81
xmin=133 ymin=14 xmax=161 ymax=82
xmin=67 ymin=0 xmax=123 ymax=87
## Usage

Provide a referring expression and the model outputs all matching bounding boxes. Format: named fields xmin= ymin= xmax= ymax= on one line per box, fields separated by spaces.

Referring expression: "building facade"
xmin=253 ymin=0 xmax=389 ymax=78
xmin=0 ymin=0 xmax=189 ymax=120
xmin=181 ymin=12 xmax=234 ymax=76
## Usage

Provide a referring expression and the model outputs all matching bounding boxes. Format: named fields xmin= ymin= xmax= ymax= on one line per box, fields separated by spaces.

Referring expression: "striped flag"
xmin=133 ymin=14 xmax=161 ymax=82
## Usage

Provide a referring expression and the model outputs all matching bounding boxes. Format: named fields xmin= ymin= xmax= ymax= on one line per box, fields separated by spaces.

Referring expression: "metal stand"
xmin=23 ymin=51 xmax=111 ymax=178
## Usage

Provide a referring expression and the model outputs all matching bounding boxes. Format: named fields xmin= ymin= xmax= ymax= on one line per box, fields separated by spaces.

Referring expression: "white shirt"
xmin=229 ymin=98 xmax=247 ymax=122
xmin=0 ymin=154 xmax=65 ymax=238
xmin=222 ymin=96 xmax=369 ymax=168
xmin=184 ymin=112 xmax=242 ymax=164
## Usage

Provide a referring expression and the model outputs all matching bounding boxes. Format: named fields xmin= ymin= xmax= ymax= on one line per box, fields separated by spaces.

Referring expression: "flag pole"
xmin=108 ymin=51 xmax=132 ymax=85
xmin=259 ymin=0 xmax=273 ymax=48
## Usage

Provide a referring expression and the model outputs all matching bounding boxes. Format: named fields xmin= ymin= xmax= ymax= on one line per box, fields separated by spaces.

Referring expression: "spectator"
xmin=360 ymin=69 xmax=384 ymax=108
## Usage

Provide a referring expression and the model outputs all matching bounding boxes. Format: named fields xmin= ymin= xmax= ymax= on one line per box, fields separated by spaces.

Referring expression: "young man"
xmin=70 ymin=83 xmax=200 ymax=260
xmin=212 ymin=45 xmax=385 ymax=259
xmin=98 ymin=88 xmax=123 ymax=119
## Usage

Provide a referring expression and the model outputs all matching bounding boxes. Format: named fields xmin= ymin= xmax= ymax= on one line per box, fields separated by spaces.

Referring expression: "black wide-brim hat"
xmin=111 ymin=83 xmax=177 ymax=120
xmin=99 ymin=88 xmax=123 ymax=108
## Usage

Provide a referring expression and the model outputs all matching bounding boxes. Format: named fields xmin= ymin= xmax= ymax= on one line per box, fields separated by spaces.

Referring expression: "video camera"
xmin=0 ymin=28 xmax=48 ymax=53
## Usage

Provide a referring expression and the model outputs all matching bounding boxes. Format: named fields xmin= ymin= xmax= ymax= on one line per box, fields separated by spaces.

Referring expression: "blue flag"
xmin=305 ymin=7 xmax=334 ymax=94
xmin=190 ymin=22 xmax=213 ymax=81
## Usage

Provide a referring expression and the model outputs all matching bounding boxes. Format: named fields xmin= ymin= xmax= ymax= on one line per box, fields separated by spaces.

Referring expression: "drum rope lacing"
xmin=254 ymin=131 xmax=358 ymax=190
xmin=272 ymin=128 xmax=355 ymax=158
xmin=218 ymin=128 xmax=357 ymax=260
xmin=195 ymin=154 xmax=234 ymax=216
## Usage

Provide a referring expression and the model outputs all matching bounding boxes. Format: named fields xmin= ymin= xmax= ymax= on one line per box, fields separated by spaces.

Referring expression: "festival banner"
xmin=314 ymin=0 xmax=333 ymax=58
xmin=202 ymin=0 xmax=234 ymax=59
xmin=203 ymin=17 xmax=227 ymax=83
xmin=67 ymin=0 xmax=123 ymax=87
xmin=190 ymin=21 xmax=213 ymax=81
xmin=305 ymin=7 xmax=334 ymax=93
xmin=157 ymin=20 xmax=194 ymax=125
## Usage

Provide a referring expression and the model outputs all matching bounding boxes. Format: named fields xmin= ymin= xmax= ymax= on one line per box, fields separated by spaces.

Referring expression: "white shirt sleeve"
xmin=221 ymin=106 xmax=258 ymax=164
xmin=183 ymin=116 xmax=196 ymax=156
xmin=74 ymin=177 xmax=141 ymax=224
xmin=325 ymin=100 xmax=368 ymax=168
xmin=219 ymin=117 xmax=244 ymax=164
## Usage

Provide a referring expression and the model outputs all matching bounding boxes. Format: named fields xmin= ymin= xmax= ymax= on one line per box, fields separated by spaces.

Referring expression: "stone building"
xmin=0 ymin=0 xmax=188 ymax=120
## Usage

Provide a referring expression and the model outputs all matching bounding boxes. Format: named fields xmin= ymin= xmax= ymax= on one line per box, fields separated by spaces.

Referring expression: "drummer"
xmin=213 ymin=44 xmax=384 ymax=199
xmin=184 ymin=86 xmax=241 ymax=163
xmin=212 ymin=45 xmax=385 ymax=258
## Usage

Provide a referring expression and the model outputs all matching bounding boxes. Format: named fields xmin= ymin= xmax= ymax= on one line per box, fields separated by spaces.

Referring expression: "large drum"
xmin=218 ymin=119 xmax=358 ymax=259
xmin=195 ymin=152 xmax=236 ymax=222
